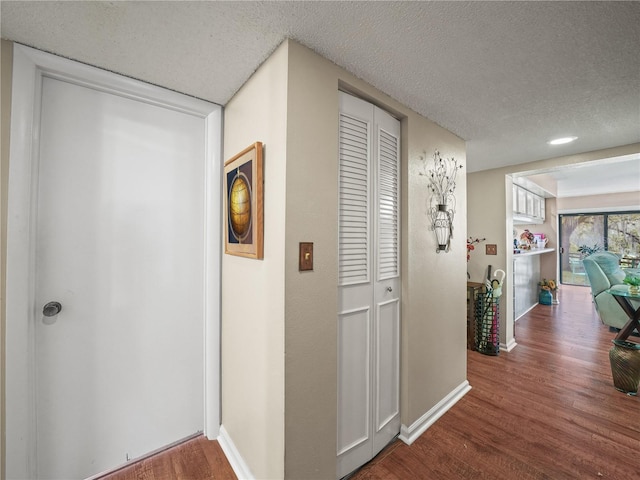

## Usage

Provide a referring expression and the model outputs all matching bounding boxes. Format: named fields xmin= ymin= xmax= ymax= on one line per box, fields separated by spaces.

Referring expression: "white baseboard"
xmin=398 ymin=380 xmax=472 ymax=445
xmin=515 ymin=303 xmax=537 ymax=321
xmin=500 ymin=338 xmax=518 ymax=352
xmin=218 ymin=425 xmax=255 ymax=480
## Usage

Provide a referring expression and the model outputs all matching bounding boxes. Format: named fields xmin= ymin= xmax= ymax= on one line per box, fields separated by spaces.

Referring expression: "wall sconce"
xmin=421 ymin=150 xmax=463 ymax=253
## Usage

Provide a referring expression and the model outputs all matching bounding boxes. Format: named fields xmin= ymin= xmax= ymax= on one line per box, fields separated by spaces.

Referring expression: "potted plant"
xmin=538 ymin=278 xmax=559 ymax=305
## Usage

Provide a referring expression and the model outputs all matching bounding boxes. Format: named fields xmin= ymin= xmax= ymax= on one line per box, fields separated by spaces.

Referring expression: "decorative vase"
xmin=539 ymin=289 xmax=552 ymax=305
xmin=551 ymin=290 xmax=559 ymax=305
xmin=434 ymin=204 xmax=451 ymax=252
xmin=609 ymin=340 xmax=640 ymax=395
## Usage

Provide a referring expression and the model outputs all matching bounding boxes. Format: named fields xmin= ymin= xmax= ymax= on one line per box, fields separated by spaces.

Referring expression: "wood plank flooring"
xmin=100 ymin=285 xmax=638 ymax=479
xmin=98 ymin=435 xmax=236 ymax=480
xmin=351 ymin=285 xmax=639 ymax=480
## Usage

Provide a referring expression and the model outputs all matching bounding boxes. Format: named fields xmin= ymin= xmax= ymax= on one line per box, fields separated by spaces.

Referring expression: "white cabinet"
xmin=526 ymin=191 xmax=535 ymax=217
xmin=513 ymin=185 xmax=545 ymax=224
xmin=514 ymin=185 xmax=527 ymax=214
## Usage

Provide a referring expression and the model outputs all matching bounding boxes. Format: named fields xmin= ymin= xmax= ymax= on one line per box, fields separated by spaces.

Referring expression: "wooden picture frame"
xmin=224 ymin=142 xmax=264 ymax=259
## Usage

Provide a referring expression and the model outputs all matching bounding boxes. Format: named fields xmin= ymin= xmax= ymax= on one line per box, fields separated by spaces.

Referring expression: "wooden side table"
xmin=467 ymin=282 xmax=485 ymax=350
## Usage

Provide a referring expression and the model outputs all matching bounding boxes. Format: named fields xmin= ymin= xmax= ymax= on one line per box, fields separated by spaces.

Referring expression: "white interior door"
xmin=6 ymin=46 xmax=221 ymax=480
xmin=337 ymin=92 xmax=401 ymax=479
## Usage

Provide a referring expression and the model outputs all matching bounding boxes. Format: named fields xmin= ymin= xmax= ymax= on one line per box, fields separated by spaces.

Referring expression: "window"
xmin=559 ymin=211 xmax=640 ymax=285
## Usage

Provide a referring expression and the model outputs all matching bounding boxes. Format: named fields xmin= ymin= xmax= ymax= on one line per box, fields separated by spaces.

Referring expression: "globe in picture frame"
xmin=229 ymin=173 xmax=252 ymax=241
xmin=223 ymin=142 xmax=264 ymax=259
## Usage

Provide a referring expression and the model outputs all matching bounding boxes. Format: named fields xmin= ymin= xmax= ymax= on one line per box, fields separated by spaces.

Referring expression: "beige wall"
xmin=467 ymin=170 xmax=515 ymax=345
xmin=283 ymin=42 xmax=339 ymax=478
xmin=467 ymin=143 xmax=640 ymax=348
xmin=222 ymin=42 xmax=288 ymax=479
xmin=284 ymin=42 xmax=467 ymax=477
xmin=1 ymin=39 xmax=13 ymax=480
xmin=224 ymin=39 xmax=467 ymax=479
xmin=403 ymin=112 xmax=468 ymax=419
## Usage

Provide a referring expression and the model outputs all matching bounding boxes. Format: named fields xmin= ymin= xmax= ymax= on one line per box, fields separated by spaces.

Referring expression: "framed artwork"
xmin=224 ymin=142 xmax=264 ymax=259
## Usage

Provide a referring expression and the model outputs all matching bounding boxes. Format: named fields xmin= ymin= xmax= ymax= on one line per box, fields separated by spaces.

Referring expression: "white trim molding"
xmin=500 ymin=338 xmax=518 ymax=352
xmin=217 ymin=425 xmax=255 ymax=480
xmin=398 ymin=380 xmax=472 ymax=445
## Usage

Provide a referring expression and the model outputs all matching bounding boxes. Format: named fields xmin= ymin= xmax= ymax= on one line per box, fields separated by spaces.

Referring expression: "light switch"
xmin=299 ymin=242 xmax=313 ymax=271
xmin=486 ymin=244 xmax=497 ymax=255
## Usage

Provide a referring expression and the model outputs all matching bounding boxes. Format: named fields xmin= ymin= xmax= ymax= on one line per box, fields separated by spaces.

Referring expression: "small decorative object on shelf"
xmin=609 ymin=339 xmax=640 ymax=395
xmin=539 ymin=278 xmax=559 ymax=304
xmin=623 ymin=274 xmax=640 ymax=296
xmin=420 ymin=150 xmax=463 ymax=253
xmin=519 ymin=229 xmax=534 ymax=245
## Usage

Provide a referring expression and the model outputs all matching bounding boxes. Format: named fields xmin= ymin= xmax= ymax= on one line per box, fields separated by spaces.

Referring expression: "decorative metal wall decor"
xmin=421 ymin=150 xmax=463 ymax=253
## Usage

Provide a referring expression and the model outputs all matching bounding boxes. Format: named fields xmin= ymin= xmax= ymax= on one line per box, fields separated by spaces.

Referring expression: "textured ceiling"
xmin=1 ymin=1 xmax=639 ymax=174
xmin=519 ymin=153 xmax=640 ymax=198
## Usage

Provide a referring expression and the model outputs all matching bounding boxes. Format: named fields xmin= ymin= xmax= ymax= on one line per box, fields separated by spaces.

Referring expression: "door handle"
xmin=43 ymin=301 xmax=62 ymax=317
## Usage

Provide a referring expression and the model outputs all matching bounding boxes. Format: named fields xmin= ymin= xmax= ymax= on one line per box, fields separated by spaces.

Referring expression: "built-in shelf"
xmin=513 ymin=248 xmax=556 ymax=320
xmin=513 ymin=248 xmax=555 ymax=257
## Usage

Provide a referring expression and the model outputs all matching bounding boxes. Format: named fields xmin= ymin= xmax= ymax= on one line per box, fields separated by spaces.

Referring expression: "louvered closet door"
xmin=337 ymin=92 xmax=400 ymax=479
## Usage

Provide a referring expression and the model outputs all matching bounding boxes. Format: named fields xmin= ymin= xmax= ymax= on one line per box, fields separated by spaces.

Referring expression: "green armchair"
xmin=583 ymin=251 xmax=640 ymax=330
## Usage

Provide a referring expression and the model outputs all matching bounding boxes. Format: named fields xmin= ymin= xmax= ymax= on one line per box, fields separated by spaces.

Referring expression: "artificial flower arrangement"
xmin=467 ymin=236 xmax=486 ymax=262
xmin=538 ymin=279 xmax=558 ymax=291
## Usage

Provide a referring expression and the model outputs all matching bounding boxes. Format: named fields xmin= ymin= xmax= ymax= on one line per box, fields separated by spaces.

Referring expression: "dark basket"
xmin=475 ymin=291 xmax=500 ymax=355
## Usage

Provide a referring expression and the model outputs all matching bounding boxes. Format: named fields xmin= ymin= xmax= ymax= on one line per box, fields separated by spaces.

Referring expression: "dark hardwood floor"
xmin=351 ymin=285 xmax=639 ymax=480
xmin=101 ymin=285 xmax=638 ymax=479
xmin=99 ymin=435 xmax=236 ymax=480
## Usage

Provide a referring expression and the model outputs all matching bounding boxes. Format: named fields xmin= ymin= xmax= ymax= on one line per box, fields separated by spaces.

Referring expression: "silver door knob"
xmin=386 ymin=287 xmax=393 ymax=292
xmin=43 ymin=301 xmax=62 ymax=317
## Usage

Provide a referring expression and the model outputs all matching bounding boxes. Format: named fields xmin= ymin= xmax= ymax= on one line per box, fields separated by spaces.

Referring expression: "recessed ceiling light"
xmin=548 ymin=136 xmax=578 ymax=145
